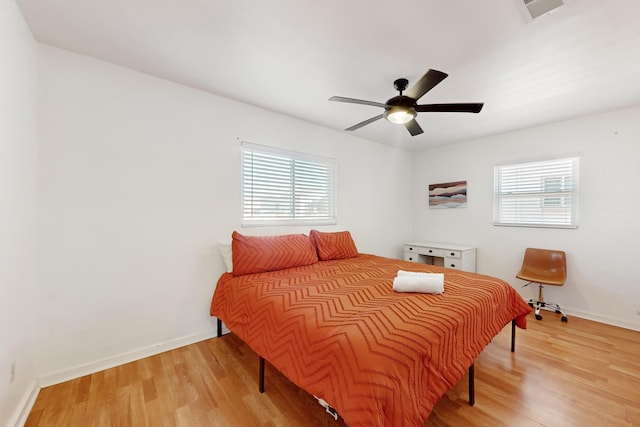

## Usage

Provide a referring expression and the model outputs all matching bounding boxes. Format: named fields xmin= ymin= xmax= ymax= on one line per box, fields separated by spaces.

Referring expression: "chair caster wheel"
xmin=535 ymin=314 xmax=542 ymax=320
xmin=561 ymin=316 xmax=568 ymax=322
xmin=528 ymin=302 xmax=534 ymax=308
xmin=555 ymin=310 xmax=561 ymax=314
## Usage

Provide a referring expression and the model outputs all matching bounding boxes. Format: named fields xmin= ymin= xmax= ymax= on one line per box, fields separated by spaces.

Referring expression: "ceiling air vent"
xmin=524 ymin=0 xmax=564 ymax=19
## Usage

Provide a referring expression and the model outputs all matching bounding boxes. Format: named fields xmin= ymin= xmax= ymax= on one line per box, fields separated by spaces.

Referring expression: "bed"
xmin=210 ymin=231 xmax=531 ymax=427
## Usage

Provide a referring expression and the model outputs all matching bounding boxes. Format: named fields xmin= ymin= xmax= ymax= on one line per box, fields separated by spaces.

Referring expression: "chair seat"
xmin=516 ymin=271 xmax=565 ymax=286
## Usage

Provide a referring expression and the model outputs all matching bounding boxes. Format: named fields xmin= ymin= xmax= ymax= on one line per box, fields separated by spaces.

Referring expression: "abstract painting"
xmin=429 ymin=181 xmax=467 ymax=208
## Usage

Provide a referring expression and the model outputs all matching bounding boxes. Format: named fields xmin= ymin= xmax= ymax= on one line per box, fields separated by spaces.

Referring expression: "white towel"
xmin=396 ymin=270 xmax=434 ymax=277
xmin=392 ymin=272 xmax=444 ymax=294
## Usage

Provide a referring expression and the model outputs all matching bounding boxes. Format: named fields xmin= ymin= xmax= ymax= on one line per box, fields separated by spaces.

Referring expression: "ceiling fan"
xmin=329 ymin=69 xmax=484 ymax=136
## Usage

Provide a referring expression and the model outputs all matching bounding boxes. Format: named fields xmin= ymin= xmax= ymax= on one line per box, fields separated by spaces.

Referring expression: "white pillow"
xmin=218 ymin=241 xmax=233 ymax=272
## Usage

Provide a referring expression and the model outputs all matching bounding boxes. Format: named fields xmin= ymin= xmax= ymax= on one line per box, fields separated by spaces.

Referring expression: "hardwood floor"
xmin=26 ymin=313 xmax=640 ymax=426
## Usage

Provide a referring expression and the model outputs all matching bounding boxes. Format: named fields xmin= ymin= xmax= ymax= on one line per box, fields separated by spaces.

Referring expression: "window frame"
xmin=240 ymin=141 xmax=337 ymax=227
xmin=493 ymin=156 xmax=579 ymax=229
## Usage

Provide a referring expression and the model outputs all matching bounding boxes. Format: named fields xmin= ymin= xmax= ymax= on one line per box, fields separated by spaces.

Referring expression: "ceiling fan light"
xmin=385 ymin=107 xmax=416 ymax=124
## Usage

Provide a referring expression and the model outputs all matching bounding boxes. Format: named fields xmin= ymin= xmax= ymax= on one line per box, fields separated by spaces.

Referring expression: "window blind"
xmin=494 ymin=157 xmax=579 ymax=228
xmin=241 ymin=142 xmax=337 ymax=226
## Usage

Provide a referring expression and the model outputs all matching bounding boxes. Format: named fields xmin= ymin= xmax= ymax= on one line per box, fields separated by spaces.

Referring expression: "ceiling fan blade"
xmin=404 ymin=69 xmax=448 ymax=101
xmin=329 ymin=96 xmax=388 ymax=109
xmin=345 ymin=114 xmax=384 ymax=131
xmin=405 ymin=119 xmax=424 ymax=136
xmin=415 ymin=103 xmax=484 ymax=113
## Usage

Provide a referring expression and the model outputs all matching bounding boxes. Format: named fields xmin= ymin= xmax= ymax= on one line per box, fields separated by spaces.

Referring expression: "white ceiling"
xmin=15 ymin=0 xmax=640 ymax=150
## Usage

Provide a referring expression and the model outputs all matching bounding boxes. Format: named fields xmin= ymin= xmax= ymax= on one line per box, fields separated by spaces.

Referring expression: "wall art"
xmin=429 ymin=181 xmax=467 ymax=208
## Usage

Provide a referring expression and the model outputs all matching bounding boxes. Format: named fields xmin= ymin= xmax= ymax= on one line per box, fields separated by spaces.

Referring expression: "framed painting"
xmin=429 ymin=181 xmax=467 ymax=208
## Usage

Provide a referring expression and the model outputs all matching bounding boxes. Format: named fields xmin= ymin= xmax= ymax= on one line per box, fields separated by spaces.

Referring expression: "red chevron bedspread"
xmin=210 ymin=254 xmax=531 ymax=427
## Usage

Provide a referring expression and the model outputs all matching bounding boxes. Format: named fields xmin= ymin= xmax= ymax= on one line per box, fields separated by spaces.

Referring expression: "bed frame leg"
xmin=258 ymin=357 xmax=264 ymax=393
xmin=217 ymin=319 xmax=222 ymax=338
xmin=259 ymin=357 xmax=265 ymax=393
xmin=511 ymin=319 xmax=516 ymax=352
xmin=468 ymin=363 xmax=475 ymax=406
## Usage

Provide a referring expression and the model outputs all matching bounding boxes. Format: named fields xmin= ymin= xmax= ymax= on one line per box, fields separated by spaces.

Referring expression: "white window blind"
xmin=494 ymin=157 xmax=579 ymax=229
xmin=241 ymin=142 xmax=337 ymax=226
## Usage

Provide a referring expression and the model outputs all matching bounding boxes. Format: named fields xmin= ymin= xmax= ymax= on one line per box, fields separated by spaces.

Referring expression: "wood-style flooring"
xmin=25 ymin=313 xmax=640 ymax=426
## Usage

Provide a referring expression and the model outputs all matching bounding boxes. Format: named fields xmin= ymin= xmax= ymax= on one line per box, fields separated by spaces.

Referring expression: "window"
xmin=494 ymin=156 xmax=579 ymax=229
xmin=241 ymin=142 xmax=337 ymax=226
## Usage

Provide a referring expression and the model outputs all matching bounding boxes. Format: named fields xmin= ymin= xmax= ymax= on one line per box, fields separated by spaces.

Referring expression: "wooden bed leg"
xmin=511 ymin=319 xmax=516 ymax=352
xmin=259 ymin=357 xmax=265 ymax=393
xmin=217 ymin=319 xmax=222 ymax=338
xmin=468 ymin=363 xmax=475 ymax=406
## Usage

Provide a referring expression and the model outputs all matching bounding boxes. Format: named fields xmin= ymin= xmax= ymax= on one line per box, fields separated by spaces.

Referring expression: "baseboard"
xmin=9 ymin=379 xmax=40 ymax=427
xmin=563 ymin=307 xmax=640 ymax=332
xmin=38 ymin=330 xmax=216 ymax=387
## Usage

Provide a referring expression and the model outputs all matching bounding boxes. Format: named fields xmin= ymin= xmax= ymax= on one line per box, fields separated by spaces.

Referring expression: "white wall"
xmin=35 ymin=44 xmax=413 ymax=384
xmin=0 ymin=0 xmax=38 ymax=425
xmin=412 ymin=106 xmax=640 ymax=330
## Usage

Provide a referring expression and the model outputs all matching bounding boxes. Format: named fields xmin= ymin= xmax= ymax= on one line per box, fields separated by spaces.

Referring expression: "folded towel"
xmin=392 ymin=273 xmax=444 ymax=294
xmin=397 ymin=270 xmax=433 ymax=277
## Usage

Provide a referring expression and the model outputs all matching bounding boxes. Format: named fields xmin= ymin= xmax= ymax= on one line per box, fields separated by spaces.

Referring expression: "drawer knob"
xmin=428 ymin=250 xmax=432 ymax=253
xmin=450 ymin=252 xmax=455 ymax=256
xmin=450 ymin=264 xmax=456 ymax=268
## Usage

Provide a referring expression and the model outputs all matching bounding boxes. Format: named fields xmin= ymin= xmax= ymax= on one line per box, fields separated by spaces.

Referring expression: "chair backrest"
xmin=517 ymin=248 xmax=567 ymax=286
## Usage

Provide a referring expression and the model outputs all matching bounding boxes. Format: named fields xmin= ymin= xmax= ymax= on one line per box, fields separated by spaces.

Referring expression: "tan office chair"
xmin=516 ymin=248 xmax=568 ymax=322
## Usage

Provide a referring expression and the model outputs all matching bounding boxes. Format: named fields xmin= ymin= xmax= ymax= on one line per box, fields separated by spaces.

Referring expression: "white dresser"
xmin=404 ymin=241 xmax=477 ymax=273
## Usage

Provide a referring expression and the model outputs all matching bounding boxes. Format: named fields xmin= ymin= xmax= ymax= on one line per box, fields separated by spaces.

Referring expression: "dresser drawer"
xmin=418 ymin=247 xmax=445 ymax=257
xmin=444 ymin=257 xmax=461 ymax=270
xmin=404 ymin=252 xmax=420 ymax=262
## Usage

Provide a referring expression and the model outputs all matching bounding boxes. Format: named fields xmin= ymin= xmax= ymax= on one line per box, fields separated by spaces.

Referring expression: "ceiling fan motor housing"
xmin=384 ymin=95 xmax=416 ymax=124
xmin=386 ymin=95 xmax=415 ymax=109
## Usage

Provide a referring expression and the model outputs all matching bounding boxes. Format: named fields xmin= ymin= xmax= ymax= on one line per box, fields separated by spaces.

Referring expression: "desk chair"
xmin=516 ymin=248 xmax=568 ymax=322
